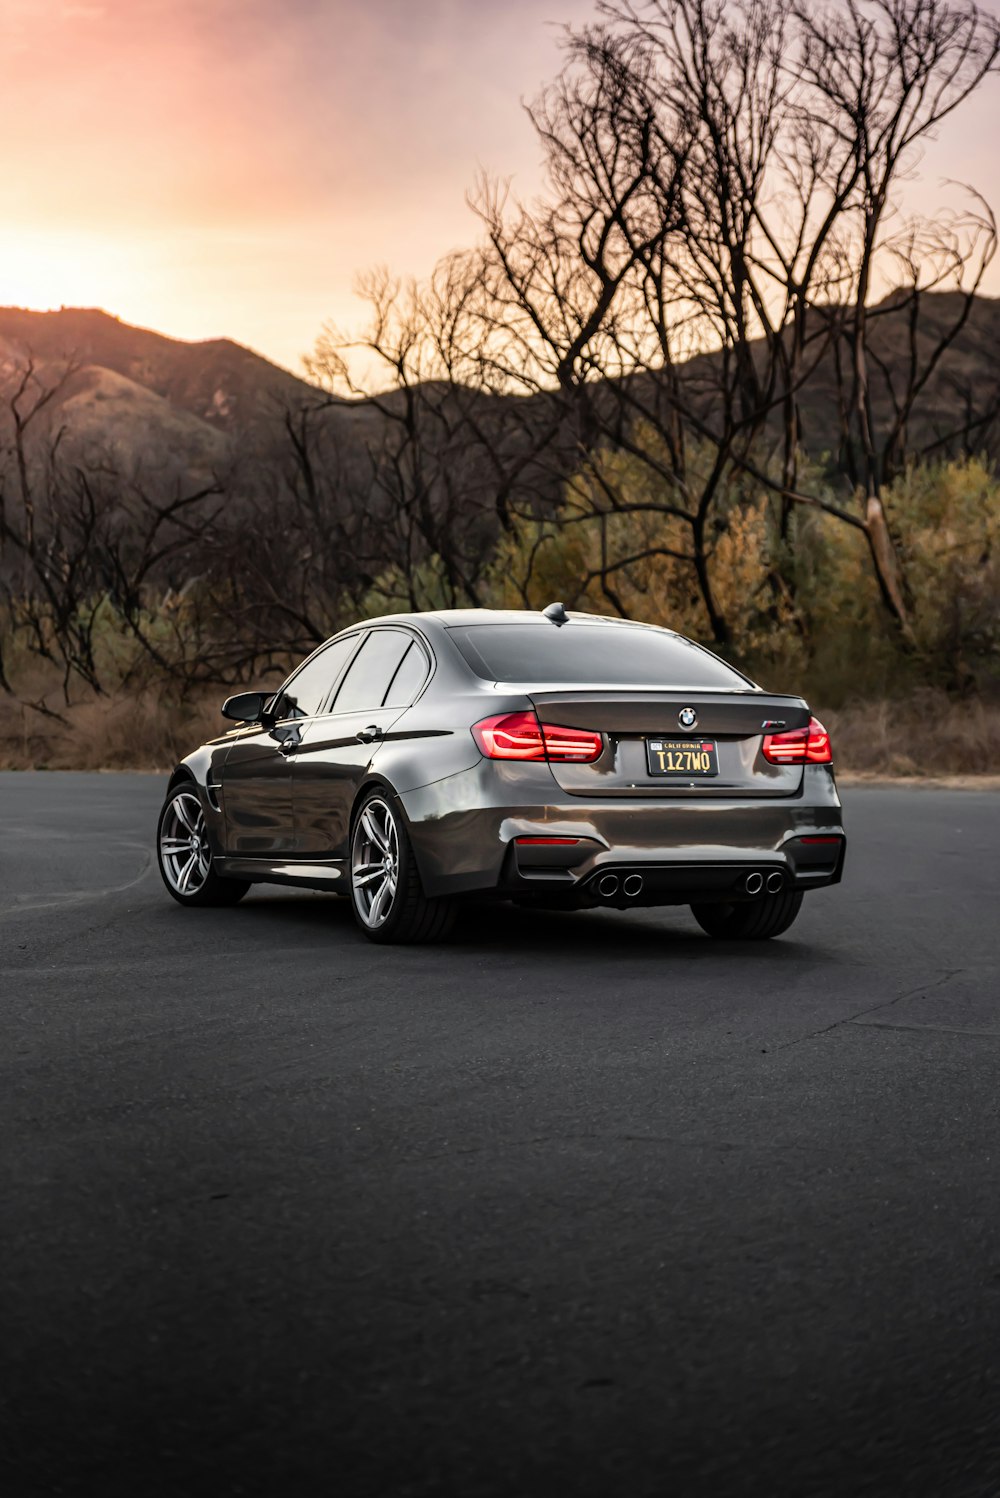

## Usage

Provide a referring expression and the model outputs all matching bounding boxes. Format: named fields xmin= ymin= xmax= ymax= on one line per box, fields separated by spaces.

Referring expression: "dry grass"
xmin=2 ymin=684 xmax=998 ymax=779
xmin=821 ymin=691 xmax=1000 ymax=778
xmin=0 ymin=688 xmax=227 ymax=771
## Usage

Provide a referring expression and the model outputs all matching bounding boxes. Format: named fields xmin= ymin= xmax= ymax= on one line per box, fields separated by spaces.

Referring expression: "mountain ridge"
xmin=1 ymin=299 xmax=997 ymax=486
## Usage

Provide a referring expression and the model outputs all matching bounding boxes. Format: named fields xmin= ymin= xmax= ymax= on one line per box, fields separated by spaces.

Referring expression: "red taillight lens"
xmin=535 ymin=723 xmax=604 ymax=762
xmin=762 ymin=716 xmax=832 ymax=765
xmin=472 ymin=711 xmax=546 ymax=759
xmin=471 ymin=711 xmax=603 ymax=763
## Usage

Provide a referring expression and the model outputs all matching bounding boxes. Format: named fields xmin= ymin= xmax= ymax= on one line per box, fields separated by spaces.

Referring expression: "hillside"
xmin=0 ymin=307 xmax=320 ymax=431
xmin=0 ymin=307 xmax=337 ymax=481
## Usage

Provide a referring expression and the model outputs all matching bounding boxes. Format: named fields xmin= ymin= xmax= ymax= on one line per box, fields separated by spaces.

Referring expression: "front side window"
xmin=332 ymin=629 xmax=415 ymax=713
xmin=276 ymin=635 xmax=360 ymax=720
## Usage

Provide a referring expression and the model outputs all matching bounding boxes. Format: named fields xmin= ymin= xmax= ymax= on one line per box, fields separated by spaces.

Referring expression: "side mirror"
xmin=221 ymin=690 xmax=272 ymax=724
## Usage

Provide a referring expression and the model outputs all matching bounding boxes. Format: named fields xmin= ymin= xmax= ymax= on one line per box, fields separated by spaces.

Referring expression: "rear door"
xmin=528 ymin=690 xmax=809 ymax=797
xmin=292 ymin=628 xmax=430 ymax=855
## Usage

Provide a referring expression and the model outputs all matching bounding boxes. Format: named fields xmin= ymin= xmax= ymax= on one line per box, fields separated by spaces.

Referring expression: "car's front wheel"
xmin=350 ymin=791 xmax=455 ymax=944
xmin=690 ymin=889 xmax=803 ymax=940
xmin=157 ymin=785 xmax=250 ymax=908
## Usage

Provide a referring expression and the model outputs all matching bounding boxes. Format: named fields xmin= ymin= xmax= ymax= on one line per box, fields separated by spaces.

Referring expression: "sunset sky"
xmin=3 ymin=0 xmax=999 ymax=376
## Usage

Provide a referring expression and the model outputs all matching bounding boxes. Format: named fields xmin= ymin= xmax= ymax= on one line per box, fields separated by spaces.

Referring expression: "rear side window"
xmin=276 ymin=634 xmax=360 ymax=720
xmin=449 ymin=622 xmax=748 ymax=689
xmin=332 ymin=629 xmax=414 ymax=713
xmin=382 ymin=642 xmax=429 ymax=707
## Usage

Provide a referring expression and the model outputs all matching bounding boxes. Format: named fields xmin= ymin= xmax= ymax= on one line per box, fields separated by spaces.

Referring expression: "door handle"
xmin=356 ymin=724 xmax=382 ymax=744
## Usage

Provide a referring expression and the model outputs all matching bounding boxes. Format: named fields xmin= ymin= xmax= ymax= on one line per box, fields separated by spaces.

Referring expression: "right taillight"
xmin=762 ymin=716 xmax=832 ymax=765
xmin=471 ymin=711 xmax=603 ymax=763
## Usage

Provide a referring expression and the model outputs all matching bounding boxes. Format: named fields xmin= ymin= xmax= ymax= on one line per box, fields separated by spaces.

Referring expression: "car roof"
xmin=351 ymin=608 xmax=681 ymax=635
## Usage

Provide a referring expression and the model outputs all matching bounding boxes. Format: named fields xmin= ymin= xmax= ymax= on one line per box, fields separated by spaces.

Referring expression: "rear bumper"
xmin=399 ymin=761 xmax=845 ymax=905
xmin=507 ymin=848 xmax=844 ymax=908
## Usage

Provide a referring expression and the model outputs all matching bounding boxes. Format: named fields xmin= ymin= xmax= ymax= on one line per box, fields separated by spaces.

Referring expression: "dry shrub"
xmin=894 ymin=457 xmax=1000 ymax=688
xmin=822 ymin=690 xmax=1000 ymax=776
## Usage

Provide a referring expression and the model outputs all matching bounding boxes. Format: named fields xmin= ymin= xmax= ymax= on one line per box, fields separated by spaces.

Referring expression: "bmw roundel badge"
xmin=678 ymin=706 xmax=698 ymax=729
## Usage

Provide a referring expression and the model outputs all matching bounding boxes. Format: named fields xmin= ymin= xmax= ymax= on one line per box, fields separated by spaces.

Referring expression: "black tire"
xmin=350 ymin=789 xmax=455 ymax=944
xmin=156 ymin=784 xmax=250 ymax=908
xmin=690 ymin=888 xmax=803 ymax=940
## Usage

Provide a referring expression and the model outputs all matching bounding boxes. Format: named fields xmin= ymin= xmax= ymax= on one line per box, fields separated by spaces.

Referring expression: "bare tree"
xmin=466 ymin=0 xmax=1000 ymax=641
xmin=305 ymin=259 xmax=565 ymax=611
xmin=792 ymin=0 xmax=999 ymax=619
xmin=0 ymin=355 xmax=225 ymax=708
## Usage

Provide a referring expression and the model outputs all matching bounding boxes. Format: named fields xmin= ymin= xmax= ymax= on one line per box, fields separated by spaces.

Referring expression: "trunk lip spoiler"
xmin=496 ymin=681 xmax=771 ymax=693
xmin=515 ymin=684 xmax=808 ymax=707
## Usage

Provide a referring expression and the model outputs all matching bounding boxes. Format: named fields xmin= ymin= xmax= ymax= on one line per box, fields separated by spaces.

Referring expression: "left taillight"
xmin=762 ymin=715 xmax=832 ymax=765
xmin=471 ymin=710 xmax=603 ymax=763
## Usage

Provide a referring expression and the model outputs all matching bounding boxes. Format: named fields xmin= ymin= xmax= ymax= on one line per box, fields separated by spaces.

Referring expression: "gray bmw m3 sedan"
xmin=156 ymin=607 xmax=846 ymax=943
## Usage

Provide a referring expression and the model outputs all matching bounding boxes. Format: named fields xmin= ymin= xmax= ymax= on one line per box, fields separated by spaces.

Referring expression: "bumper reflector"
xmin=514 ymin=836 xmax=581 ymax=846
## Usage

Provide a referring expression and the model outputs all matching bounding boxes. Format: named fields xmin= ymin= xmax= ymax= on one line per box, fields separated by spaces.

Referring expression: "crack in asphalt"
xmin=849 ymin=1019 xmax=1000 ymax=1041
xmin=773 ymin=967 xmax=964 ymax=1053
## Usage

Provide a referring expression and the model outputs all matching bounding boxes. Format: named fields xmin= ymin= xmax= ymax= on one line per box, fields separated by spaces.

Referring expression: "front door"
xmin=220 ymin=633 xmax=362 ymax=856
xmin=221 ymin=725 xmax=297 ymax=855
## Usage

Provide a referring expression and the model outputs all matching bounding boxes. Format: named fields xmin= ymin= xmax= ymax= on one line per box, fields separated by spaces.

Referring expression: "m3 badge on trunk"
xmin=678 ymin=707 xmax=698 ymax=729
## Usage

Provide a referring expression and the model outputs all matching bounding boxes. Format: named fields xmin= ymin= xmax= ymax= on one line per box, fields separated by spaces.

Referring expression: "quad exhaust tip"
xmin=766 ymin=871 xmax=784 ymax=893
xmin=597 ymin=872 xmax=644 ymax=900
xmin=744 ymin=871 xmax=764 ymax=895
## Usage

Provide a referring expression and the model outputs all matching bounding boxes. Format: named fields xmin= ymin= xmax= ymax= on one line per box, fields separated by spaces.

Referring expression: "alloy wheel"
xmin=351 ymin=798 xmax=399 ymax=929
xmin=159 ymin=791 xmax=212 ymax=897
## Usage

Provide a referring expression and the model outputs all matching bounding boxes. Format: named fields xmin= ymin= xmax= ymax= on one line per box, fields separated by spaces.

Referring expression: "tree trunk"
xmin=863 ymin=495 xmax=914 ymax=644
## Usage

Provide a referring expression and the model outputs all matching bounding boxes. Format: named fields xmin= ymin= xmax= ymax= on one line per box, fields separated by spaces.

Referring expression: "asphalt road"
xmin=1 ymin=773 xmax=999 ymax=1498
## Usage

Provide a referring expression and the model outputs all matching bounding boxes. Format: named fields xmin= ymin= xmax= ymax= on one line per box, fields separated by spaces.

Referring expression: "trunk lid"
xmin=526 ymin=688 xmax=809 ymax=797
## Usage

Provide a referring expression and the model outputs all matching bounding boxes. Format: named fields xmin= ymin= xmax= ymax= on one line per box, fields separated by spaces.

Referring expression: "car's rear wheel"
xmin=690 ymin=889 xmax=803 ymax=940
xmin=350 ymin=791 xmax=455 ymax=944
xmin=157 ymin=786 xmax=250 ymax=907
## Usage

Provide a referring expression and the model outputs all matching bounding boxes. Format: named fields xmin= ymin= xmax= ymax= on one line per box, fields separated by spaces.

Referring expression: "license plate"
xmin=646 ymin=738 xmax=718 ymax=777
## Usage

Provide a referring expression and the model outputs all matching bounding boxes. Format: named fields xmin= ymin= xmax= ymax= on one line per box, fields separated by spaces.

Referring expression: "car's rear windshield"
xmin=449 ymin=622 xmax=750 ymax=689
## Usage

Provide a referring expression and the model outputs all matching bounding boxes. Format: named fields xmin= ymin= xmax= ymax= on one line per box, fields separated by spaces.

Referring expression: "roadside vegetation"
xmin=3 ymin=447 xmax=998 ymax=775
xmin=1 ymin=0 xmax=999 ymax=776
